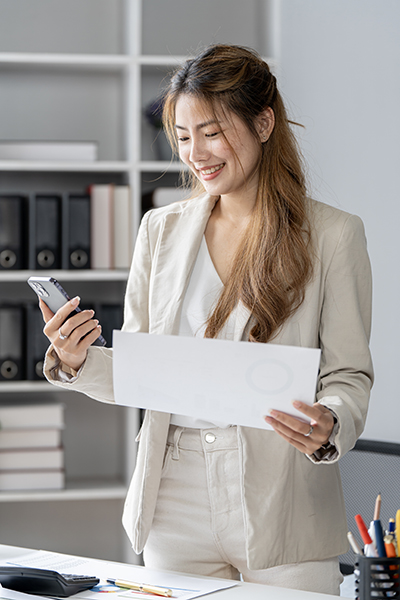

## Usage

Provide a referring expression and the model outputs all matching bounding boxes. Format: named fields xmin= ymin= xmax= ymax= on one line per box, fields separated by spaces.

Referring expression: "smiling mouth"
xmin=200 ymin=163 xmax=225 ymax=175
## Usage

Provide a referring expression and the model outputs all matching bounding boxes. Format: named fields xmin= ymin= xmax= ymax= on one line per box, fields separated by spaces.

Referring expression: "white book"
xmin=113 ymin=185 xmax=132 ymax=269
xmin=152 ymin=186 xmax=189 ymax=208
xmin=0 ymin=141 xmax=98 ymax=162
xmin=0 ymin=429 xmax=62 ymax=450
xmin=0 ymin=403 xmax=64 ymax=430
xmin=90 ymin=184 xmax=114 ymax=269
xmin=0 ymin=448 xmax=63 ymax=471
xmin=0 ymin=470 xmax=64 ymax=491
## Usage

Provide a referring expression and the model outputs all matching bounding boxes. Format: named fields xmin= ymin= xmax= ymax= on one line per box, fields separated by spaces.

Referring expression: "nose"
xmin=189 ymin=136 xmax=210 ymax=164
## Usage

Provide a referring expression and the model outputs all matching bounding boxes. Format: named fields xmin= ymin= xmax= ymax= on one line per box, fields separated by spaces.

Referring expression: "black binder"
xmin=95 ymin=304 xmax=123 ymax=348
xmin=0 ymin=195 xmax=27 ymax=270
xmin=25 ymin=303 xmax=49 ymax=380
xmin=0 ymin=305 xmax=24 ymax=381
xmin=29 ymin=194 xmax=62 ymax=270
xmin=62 ymin=193 xmax=91 ymax=269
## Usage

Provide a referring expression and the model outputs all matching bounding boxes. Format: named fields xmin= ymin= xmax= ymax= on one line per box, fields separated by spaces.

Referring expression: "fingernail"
xmin=71 ymin=296 xmax=80 ymax=307
xmin=269 ymin=409 xmax=277 ymax=417
xmin=293 ymin=400 xmax=301 ymax=408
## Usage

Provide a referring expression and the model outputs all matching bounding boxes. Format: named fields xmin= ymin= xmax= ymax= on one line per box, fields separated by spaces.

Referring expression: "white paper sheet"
xmin=0 ymin=550 xmax=236 ymax=600
xmin=113 ymin=332 xmax=321 ymax=429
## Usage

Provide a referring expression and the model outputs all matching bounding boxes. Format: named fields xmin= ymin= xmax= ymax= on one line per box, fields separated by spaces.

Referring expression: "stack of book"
xmin=0 ymin=402 xmax=65 ymax=491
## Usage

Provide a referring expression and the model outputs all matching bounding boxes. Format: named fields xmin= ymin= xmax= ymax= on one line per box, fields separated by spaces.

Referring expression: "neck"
xmin=216 ymin=189 xmax=257 ymax=227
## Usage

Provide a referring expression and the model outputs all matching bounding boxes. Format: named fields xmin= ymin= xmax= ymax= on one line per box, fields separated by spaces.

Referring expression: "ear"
xmin=257 ymin=107 xmax=275 ymax=143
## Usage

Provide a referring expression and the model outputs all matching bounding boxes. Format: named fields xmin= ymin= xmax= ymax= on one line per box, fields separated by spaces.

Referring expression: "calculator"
xmin=0 ymin=566 xmax=100 ymax=597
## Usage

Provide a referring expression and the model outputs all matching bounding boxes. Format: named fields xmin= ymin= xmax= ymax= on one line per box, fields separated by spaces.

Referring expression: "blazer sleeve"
xmin=43 ymin=210 xmax=153 ymax=403
xmin=314 ymin=213 xmax=374 ymax=461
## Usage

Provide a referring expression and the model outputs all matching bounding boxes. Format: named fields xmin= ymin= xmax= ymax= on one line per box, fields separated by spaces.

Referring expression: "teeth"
xmin=202 ymin=164 xmax=224 ymax=175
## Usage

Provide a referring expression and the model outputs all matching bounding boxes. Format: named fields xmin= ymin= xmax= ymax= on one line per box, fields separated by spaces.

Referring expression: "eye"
xmin=205 ymin=131 xmax=219 ymax=138
xmin=177 ymin=136 xmax=189 ymax=142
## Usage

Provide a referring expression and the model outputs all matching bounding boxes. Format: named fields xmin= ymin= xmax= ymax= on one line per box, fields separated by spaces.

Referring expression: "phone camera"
xmin=30 ymin=281 xmax=49 ymax=298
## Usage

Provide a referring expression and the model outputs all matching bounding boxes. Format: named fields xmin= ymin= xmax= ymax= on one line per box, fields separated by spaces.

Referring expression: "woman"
xmin=41 ymin=44 xmax=373 ymax=594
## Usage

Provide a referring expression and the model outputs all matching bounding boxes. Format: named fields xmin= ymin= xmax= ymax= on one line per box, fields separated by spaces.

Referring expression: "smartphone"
xmin=27 ymin=276 xmax=106 ymax=347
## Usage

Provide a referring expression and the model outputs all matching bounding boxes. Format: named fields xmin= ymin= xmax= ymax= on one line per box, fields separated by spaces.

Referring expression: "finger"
xmin=265 ymin=416 xmax=321 ymax=454
xmin=43 ymin=296 xmax=81 ymax=338
xmin=39 ymin=298 xmax=55 ymax=323
xmin=52 ymin=296 xmax=81 ymax=326
xmin=64 ymin=324 xmax=102 ymax=356
xmin=267 ymin=409 xmax=312 ymax=437
xmin=292 ymin=400 xmax=329 ymax=423
xmin=66 ymin=318 xmax=99 ymax=344
xmin=81 ymin=323 xmax=102 ymax=346
xmin=269 ymin=424 xmax=311 ymax=454
xmin=58 ymin=310 xmax=95 ymax=339
xmin=265 ymin=414 xmax=311 ymax=442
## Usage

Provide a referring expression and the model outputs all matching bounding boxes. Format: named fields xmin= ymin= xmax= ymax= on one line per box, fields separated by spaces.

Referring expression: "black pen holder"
xmin=355 ymin=555 xmax=400 ymax=599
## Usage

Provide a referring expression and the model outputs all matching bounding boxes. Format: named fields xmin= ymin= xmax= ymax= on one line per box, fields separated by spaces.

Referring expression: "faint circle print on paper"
xmin=245 ymin=359 xmax=294 ymax=395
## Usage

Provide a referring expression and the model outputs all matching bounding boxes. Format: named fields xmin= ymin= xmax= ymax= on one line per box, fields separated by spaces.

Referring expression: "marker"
xmin=384 ymin=535 xmax=397 ymax=558
xmin=387 ymin=519 xmax=398 ymax=555
xmin=106 ymin=579 xmax=172 ymax=597
xmin=355 ymin=514 xmax=378 ymax=557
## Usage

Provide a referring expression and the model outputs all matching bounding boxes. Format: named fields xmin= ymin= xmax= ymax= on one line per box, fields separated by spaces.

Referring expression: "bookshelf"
xmin=0 ymin=0 xmax=277 ymax=564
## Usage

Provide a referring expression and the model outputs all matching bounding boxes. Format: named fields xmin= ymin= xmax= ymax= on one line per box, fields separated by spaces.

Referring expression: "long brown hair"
xmin=163 ymin=44 xmax=313 ymax=343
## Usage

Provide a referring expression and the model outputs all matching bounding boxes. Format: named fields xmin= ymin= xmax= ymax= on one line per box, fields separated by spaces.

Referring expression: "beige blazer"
xmin=44 ymin=193 xmax=373 ymax=570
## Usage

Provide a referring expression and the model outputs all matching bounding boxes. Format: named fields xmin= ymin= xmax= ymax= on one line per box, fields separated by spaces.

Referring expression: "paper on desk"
xmin=113 ymin=332 xmax=321 ymax=429
xmin=1 ymin=550 xmax=237 ymax=600
xmin=0 ymin=589 xmax=52 ymax=600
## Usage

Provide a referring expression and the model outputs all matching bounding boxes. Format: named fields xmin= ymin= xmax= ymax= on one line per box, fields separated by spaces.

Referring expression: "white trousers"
xmin=143 ymin=426 xmax=343 ymax=595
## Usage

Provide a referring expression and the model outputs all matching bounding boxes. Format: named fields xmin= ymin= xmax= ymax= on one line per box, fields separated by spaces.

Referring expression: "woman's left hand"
xmin=264 ymin=400 xmax=335 ymax=455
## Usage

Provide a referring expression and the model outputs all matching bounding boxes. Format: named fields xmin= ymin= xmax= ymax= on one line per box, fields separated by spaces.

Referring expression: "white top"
xmin=170 ymin=237 xmax=238 ymax=429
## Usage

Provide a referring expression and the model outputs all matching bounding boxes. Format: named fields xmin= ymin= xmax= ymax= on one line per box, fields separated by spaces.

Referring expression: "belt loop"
xmin=171 ymin=426 xmax=184 ymax=460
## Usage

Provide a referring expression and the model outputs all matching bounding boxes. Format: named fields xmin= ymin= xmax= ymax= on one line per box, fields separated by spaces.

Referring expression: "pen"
xmin=373 ymin=520 xmax=387 ymax=557
xmin=107 ymin=578 xmax=172 ymax=597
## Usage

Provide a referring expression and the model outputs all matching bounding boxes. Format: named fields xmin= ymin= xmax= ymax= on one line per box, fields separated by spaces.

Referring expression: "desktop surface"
xmin=0 ymin=544 xmax=351 ymax=600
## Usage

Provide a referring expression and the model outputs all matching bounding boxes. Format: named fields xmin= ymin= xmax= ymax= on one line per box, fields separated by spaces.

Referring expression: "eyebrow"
xmin=175 ymin=119 xmax=220 ymax=131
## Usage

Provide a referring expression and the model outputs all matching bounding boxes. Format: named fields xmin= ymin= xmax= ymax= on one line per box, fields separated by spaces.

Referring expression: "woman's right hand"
xmin=39 ymin=296 xmax=102 ymax=372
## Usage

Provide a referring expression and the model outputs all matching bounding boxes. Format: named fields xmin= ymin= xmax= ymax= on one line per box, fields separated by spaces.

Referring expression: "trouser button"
xmin=205 ymin=432 xmax=216 ymax=444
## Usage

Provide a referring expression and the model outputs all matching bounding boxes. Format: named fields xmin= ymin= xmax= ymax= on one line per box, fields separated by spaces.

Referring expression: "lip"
xmin=197 ymin=163 xmax=225 ymax=181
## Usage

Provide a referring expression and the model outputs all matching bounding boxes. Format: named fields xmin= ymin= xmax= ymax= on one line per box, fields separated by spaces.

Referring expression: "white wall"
xmin=278 ymin=0 xmax=400 ymax=442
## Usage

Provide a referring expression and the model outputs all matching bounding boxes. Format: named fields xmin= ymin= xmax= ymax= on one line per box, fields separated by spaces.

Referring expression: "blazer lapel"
xmin=149 ymin=194 xmax=218 ymax=335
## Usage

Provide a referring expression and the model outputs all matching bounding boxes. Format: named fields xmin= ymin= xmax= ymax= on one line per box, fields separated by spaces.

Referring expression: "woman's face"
xmin=175 ymin=95 xmax=266 ymax=202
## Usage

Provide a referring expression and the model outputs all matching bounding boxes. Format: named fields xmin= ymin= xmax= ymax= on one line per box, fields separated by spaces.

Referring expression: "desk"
xmin=0 ymin=544 xmax=351 ymax=600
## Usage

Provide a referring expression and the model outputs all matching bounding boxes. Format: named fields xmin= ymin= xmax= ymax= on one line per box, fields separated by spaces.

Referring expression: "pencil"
xmin=373 ymin=493 xmax=382 ymax=521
